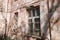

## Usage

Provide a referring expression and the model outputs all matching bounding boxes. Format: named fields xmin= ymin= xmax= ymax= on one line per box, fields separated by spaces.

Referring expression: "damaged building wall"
xmin=6 ymin=8 xmax=29 ymax=40
xmin=0 ymin=0 xmax=60 ymax=40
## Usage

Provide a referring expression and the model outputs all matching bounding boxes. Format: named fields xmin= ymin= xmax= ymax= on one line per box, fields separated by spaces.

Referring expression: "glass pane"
xmin=35 ymin=29 xmax=40 ymax=35
xmin=36 ymin=6 xmax=40 ymax=16
xmin=35 ymin=23 xmax=40 ymax=29
xmin=32 ymin=9 xmax=35 ymax=16
xmin=33 ymin=29 xmax=40 ymax=36
xmin=34 ymin=7 xmax=37 ymax=16
xmin=35 ymin=18 xmax=40 ymax=23
xmin=29 ymin=23 xmax=33 ymax=35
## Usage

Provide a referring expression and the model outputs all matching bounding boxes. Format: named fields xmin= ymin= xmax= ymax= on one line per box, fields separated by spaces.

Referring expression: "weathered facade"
xmin=0 ymin=0 xmax=60 ymax=40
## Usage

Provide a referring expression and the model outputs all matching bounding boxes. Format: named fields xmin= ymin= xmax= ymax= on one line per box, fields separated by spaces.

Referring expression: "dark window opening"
xmin=14 ymin=12 xmax=18 ymax=27
xmin=32 ymin=9 xmax=35 ymax=16
xmin=15 ymin=12 xmax=18 ymax=17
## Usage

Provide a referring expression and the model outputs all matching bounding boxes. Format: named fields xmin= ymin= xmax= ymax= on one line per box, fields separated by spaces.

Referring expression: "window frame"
xmin=27 ymin=6 xmax=41 ymax=36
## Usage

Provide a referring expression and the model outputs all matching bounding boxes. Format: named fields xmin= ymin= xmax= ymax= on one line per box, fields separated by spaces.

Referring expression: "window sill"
xmin=26 ymin=35 xmax=41 ymax=39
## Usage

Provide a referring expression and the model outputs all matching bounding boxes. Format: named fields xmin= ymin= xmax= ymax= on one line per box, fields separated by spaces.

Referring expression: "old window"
xmin=28 ymin=6 xmax=41 ymax=36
